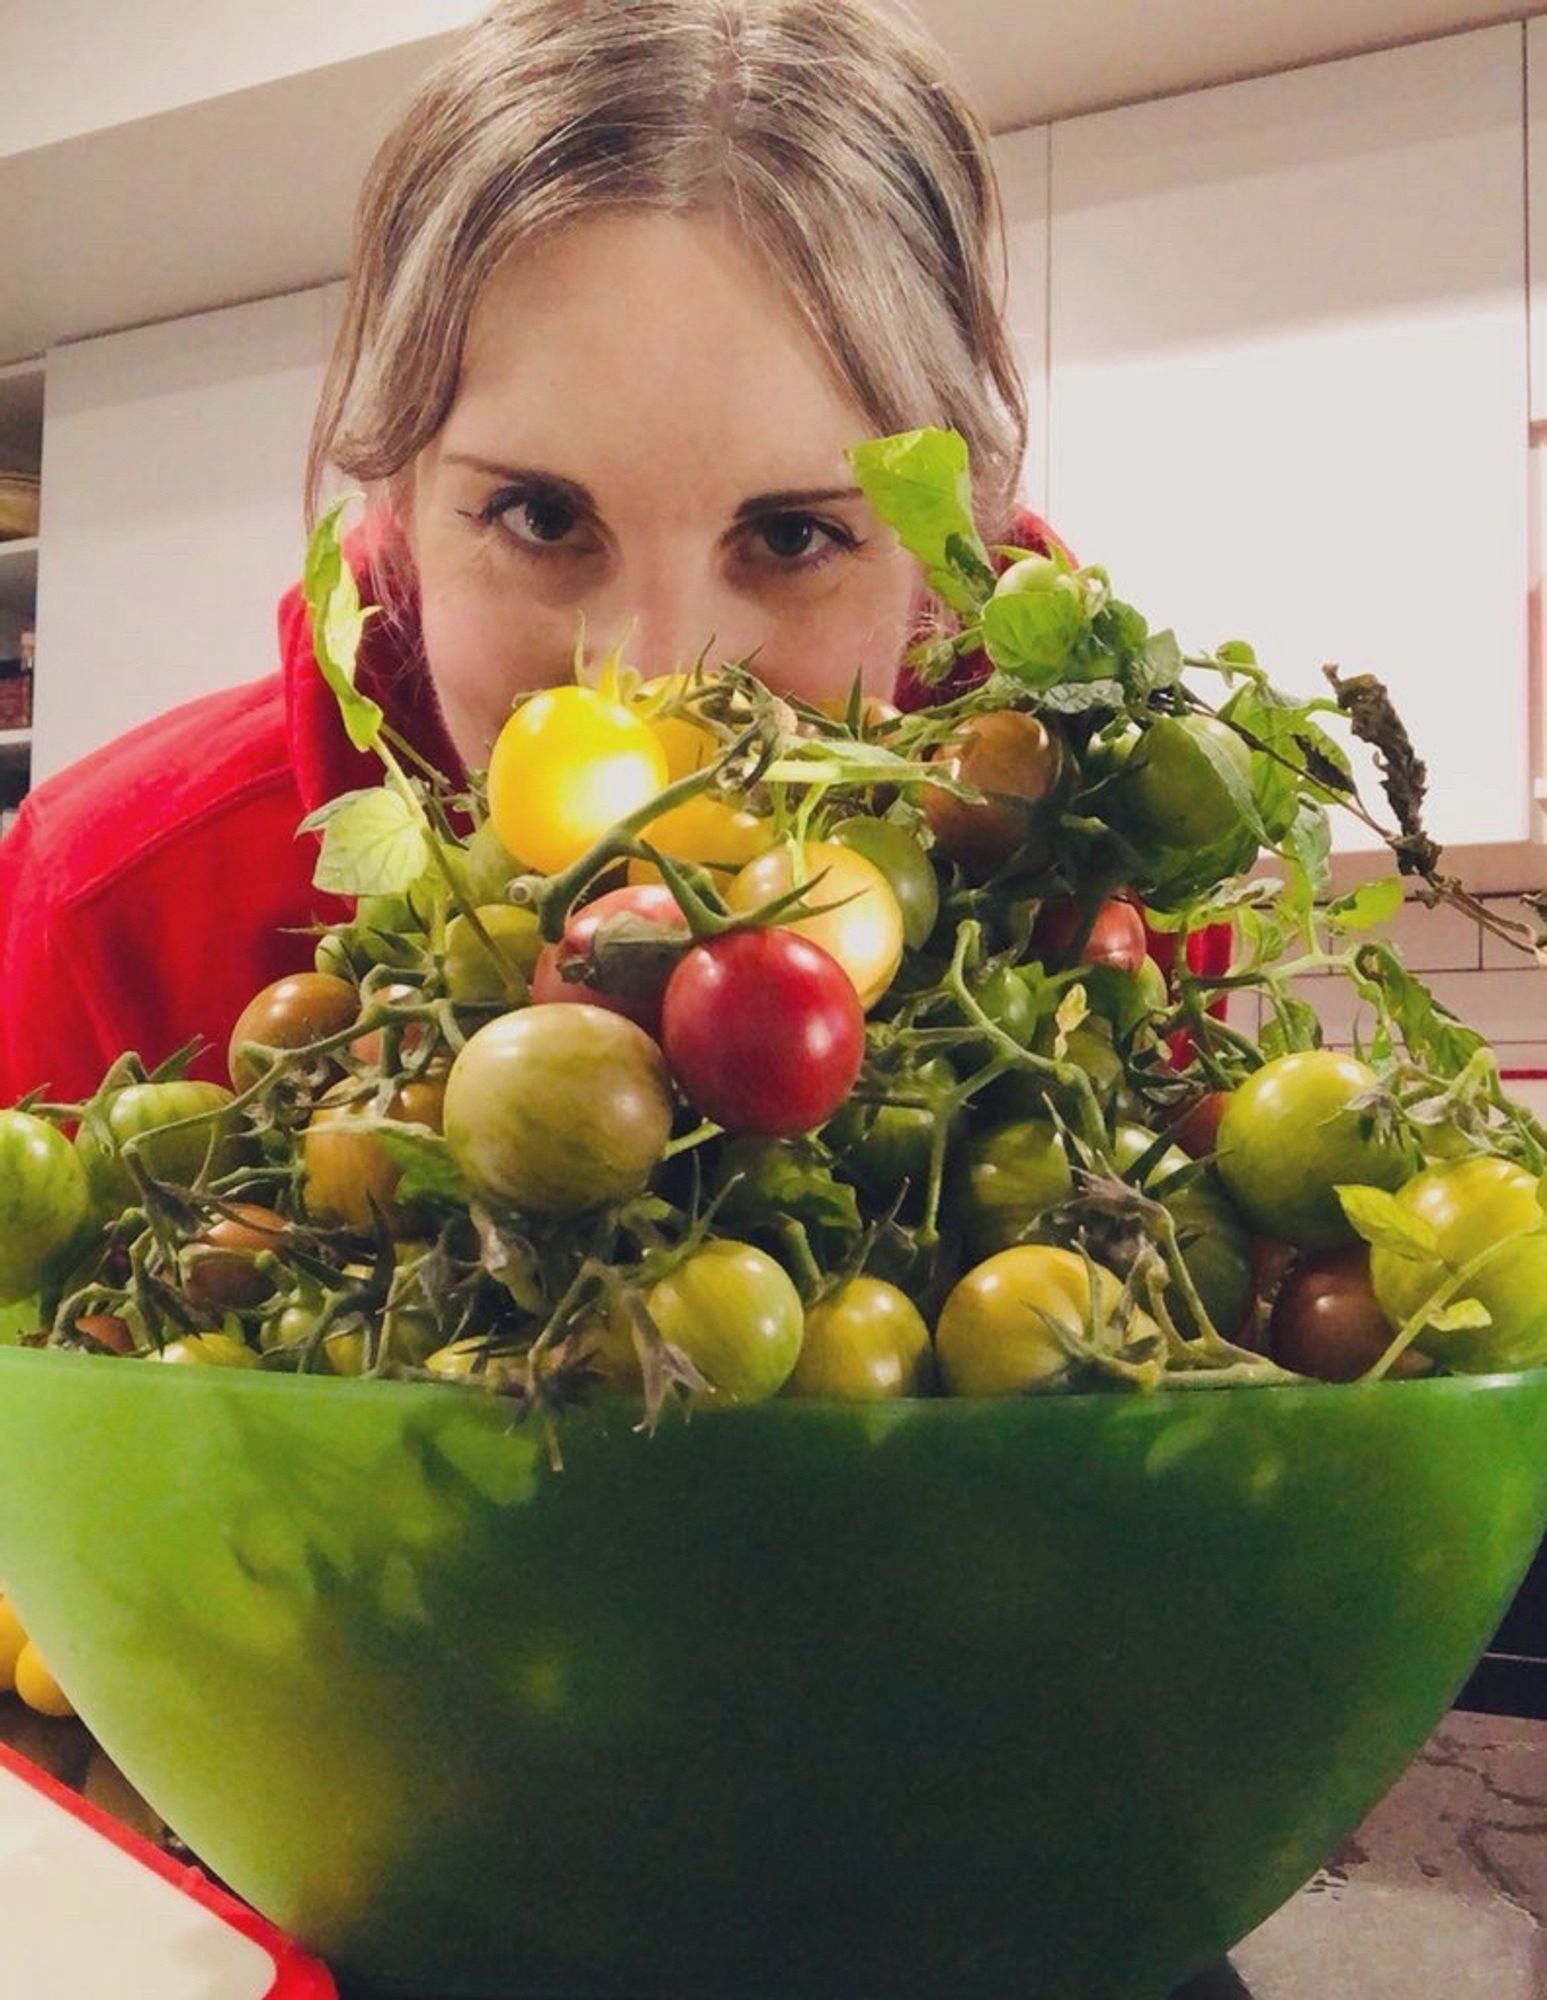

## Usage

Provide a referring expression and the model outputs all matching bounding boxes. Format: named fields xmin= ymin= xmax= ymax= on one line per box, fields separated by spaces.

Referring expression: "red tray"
xmin=0 ymin=1738 xmax=337 ymax=1996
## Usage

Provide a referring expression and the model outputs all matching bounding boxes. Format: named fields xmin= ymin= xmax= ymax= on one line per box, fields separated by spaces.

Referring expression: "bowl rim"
xmin=1 ymin=1340 xmax=1544 ymax=1417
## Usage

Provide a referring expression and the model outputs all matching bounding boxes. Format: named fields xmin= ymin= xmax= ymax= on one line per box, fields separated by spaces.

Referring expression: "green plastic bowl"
xmin=0 ymin=1348 xmax=1544 ymax=1999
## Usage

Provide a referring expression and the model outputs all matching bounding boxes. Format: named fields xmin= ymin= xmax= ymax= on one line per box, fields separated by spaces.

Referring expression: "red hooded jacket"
xmin=0 ymin=509 xmax=1225 ymax=1105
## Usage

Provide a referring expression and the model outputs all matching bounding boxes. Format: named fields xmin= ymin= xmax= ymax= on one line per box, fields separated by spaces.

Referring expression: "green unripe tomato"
xmin=1112 ymin=1125 xmax=1254 ymax=1340
xmin=786 ymin=1277 xmax=932 ymax=1399
xmin=646 ymin=1240 xmax=805 ymax=1403
xmin=947 ymin=966 xmax=1041 ymax=1082
xmin=444 ymin=906 xmax=541 ymax=1004
xmin=825 ymin=1058 xmax=957 ymax=1200
xmin=444 ymin=1005 xmax=673 ymax=1217
xmin=1216 ymin=1051 xmax=1418 ymax=1249
xmin=0 ymin=1111 xmax=90 ymax=1304
xmin=1105 ymin=716 xmax=1253 ymax=854
xmin=77 ymin=1081 xmax=249 ymax=1213
xmin=1369 ymin=1156 xmax=1547 ymax=1373
xmin=829 ymin=817 xmax=941 ymax=952
xmin=956 ymin=1118 xmax=1073 ymax=1261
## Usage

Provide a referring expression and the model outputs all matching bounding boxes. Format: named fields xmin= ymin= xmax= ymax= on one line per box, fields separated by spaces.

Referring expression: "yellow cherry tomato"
xmin=632 ymin=673 xmax=721 ymax=782
xmin=422 ymin=1340 xmax=526 ymax=1390
xmin=726 ymin=841 xmax=904 ymax=1009
xmin=813 ymin=693 xmax=901 ymax=732
xmin=936 ymin=1245 xmax=1148 ymax=1396
xmin=152 ymin=1332 xmax=261 ymax=1368
xmin=14 ymin=1641 xmax=74 ymax=1717
xmin=488 ymin=687 xmax=668 ymax=876
xmin=787 ymin=1278 xmax=932 ymax=1399
xmin=0 ymin=1595 xmax=27 ymax=1691
xmin=628 ymin=794 xmax=773 ymax=887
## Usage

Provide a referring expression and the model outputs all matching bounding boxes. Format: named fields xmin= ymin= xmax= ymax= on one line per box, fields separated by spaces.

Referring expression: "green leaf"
xmin=717 ymin=1138 xmax=862 ymax=1235
xmin=980 ymin=581 xmax=1089 ymax=685
xmin=1335 ymin=1184 xmax=1438 ymax=1261
xmin=1422 ymin=1297 xmax=1492 ymax=1334
xmin=1130 ymin=628 xmax=1183 ymax=699
xmin=1142 ymin=878 xmax=1278 ymax=934
xmin=1036 ymin=678 xmax=1127 ymax=716
xmin=1216 ymin=640 xmax=1258 ymax=667
xmin=1092 ymin=597 xmax=1149 ymax=659
xmin=302 ymin=498 xmax=384 ymax=754
xmin=1222 ymin=684 xmax=1351 ymax=842
xmin=760 ymin=738 xmax=937 ymax=787
xmin=1351 ymin=942 xmax=1486 ymax=1083
xmin=847 ymin=430 xmax=995 ymax=616
xmin=1325 ymin=876 xmax=1403 ymax=935
xmin=372 ymin=1127 xmax=473 ymax=1205
xmin=310 ymin=787 xmax=430 ymax=898
xmin=1284 ymin=803 xmax=1333 ymax=917
xmin=1259 ymin=991 xmax=1323 ymax=1061
xmin=1186 ymin=722 xmax=1270 ymax=848
xmin=943 ymin=531 xmax=998 ymax=601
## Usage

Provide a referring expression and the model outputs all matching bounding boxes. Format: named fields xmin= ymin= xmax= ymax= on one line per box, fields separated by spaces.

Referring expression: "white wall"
xmin=32 ymin=285 xmax=342 ymax=783
xmin=0 ymin=1 xmax=476 ymax=158
xmin=1041 ymin=30 xmax=1531 ymax=854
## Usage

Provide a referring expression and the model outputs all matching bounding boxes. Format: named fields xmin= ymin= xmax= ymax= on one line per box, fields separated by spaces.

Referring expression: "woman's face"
xmin=406 ymin=211 xmax=925 ymax=768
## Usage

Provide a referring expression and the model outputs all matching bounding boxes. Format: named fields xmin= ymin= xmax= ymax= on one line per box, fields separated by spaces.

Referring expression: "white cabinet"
xmin=991 ymin=125 xmax=1051 ymax=520
xmin=1044 ymin=28 xmax=1530 ymax=853
xmin=33 ymin=285 xmax=342 ymax=784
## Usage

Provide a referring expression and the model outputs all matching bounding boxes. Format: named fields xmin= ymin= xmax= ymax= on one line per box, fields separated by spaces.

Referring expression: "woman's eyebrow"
xmin=440 ymin=459 xmax=862 ymax=522
xmin=441 ymin=454 xmax=595 ymax=509
xmin=734 ymin=487 xmax=863 ymax=520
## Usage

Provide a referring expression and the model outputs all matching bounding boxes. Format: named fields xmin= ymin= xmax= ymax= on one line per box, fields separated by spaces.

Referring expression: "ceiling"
xmin=3 ymin=2 xmax=1545 ymax=363
xmin=917 ymin=0 xmax=1543 ymax=131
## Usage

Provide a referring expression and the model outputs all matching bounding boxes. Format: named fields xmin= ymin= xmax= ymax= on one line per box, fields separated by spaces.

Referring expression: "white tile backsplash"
xmin=1422 ymin=970 xmax=1547 ymax=1047
xmin=1379 ymin=897 xmax=1483 ymax=972
xmin=1276 ymin=937 xmax=1547 ymax=1060
xmin=1502 ymin=1075 xmax=1547 ymax=1117
xmin=1286 ymin=974 xmax=1374 ymax=1048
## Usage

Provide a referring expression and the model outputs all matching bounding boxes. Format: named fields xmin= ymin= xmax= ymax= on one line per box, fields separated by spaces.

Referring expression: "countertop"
xmin=1 ymin=1701 xmax=1542 ymax=1998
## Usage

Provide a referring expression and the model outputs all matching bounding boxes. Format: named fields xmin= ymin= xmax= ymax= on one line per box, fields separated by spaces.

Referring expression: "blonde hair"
xmin=307 ymin=0 xmax=1027 ymax=541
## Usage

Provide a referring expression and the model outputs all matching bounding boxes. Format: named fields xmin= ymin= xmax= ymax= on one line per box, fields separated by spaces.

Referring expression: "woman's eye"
xmin=499 ymin=495 xmax=581 ymax=548
xmin=744 ymin=513 xmax=856 ymax=569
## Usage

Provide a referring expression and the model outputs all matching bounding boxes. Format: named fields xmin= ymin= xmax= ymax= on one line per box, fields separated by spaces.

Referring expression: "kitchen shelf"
xmin=0 ymin=538 xmax=38 ymax=618
xmin=0 ymin=360 xmax=44 ymax=478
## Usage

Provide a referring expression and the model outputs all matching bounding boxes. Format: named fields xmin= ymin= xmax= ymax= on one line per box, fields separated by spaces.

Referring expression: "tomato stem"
xmin=374 ymin=740 xmax=530 ymax=994
xmin=942 ymin=921 xmax=1108 ymax=1154
xmin=514 ymin=724 xmax=762 ymax=939
xmin=1360 ymin=1230 xmax=1527 ymax=1383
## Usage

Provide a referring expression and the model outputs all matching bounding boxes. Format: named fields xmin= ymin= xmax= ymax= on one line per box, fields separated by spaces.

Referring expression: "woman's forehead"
xmin=439 ymin=211 xmax=872 ymax=504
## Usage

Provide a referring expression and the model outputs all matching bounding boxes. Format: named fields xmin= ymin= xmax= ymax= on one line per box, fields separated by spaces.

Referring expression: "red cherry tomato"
xmin=1166 ymin=1089 xmax=1229 ymax=1161
xmin=1033 ymin=896 xmax=1147 ymax=973
xmin=530 ymin=884 xmax=689 ymax=1034
xmin=662 ymin=929 xmax=864 ymax=1137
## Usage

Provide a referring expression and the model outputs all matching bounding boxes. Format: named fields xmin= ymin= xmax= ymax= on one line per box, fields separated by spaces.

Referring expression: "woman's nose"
xmin=593 ymin=569 xmax=763 ymax=680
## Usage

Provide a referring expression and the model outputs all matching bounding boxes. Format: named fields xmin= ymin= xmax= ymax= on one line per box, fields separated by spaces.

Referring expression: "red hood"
xmin=274 ymin=504 xmax=1070 ymax=803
